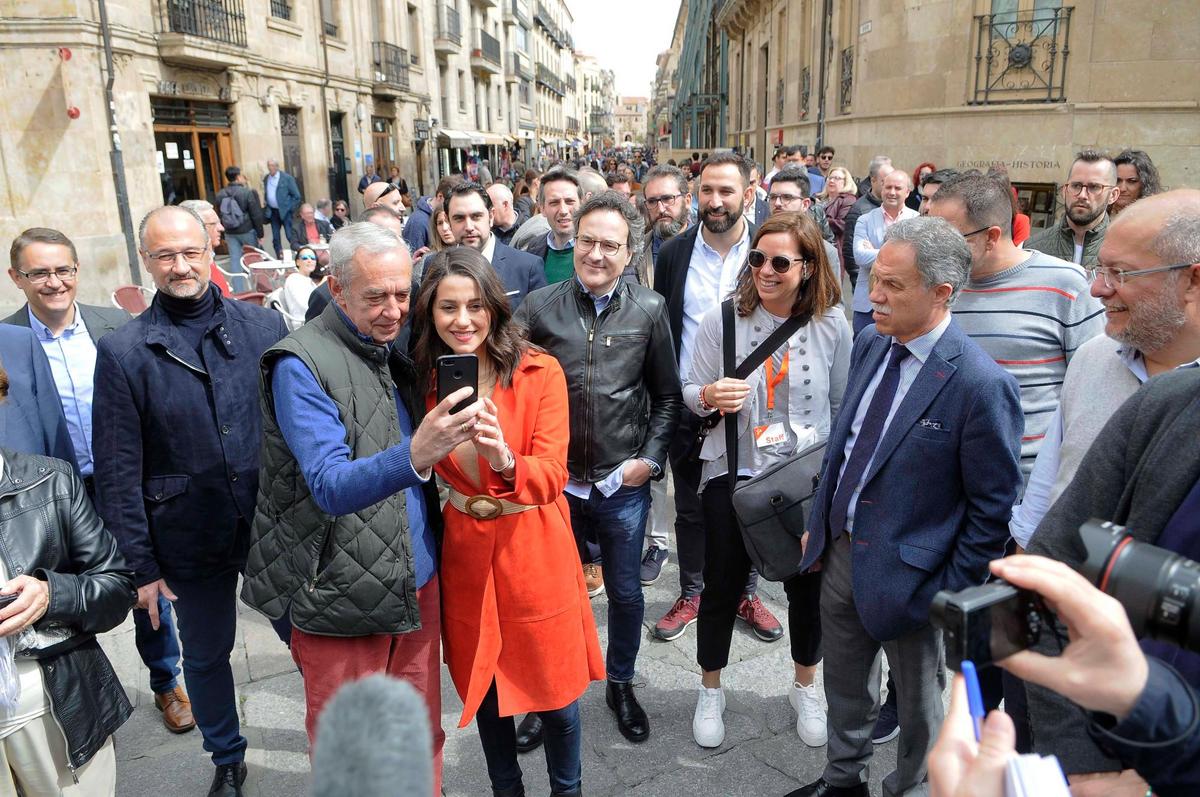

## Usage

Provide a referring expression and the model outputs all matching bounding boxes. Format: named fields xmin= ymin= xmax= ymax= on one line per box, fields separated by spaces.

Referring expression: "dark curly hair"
xmin=409 ymin=246 xmax=529 ymax=389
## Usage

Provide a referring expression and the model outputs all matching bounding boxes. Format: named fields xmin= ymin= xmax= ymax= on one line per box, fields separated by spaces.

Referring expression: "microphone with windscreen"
xmin=312 ymin=674 xmax=433 ymax=797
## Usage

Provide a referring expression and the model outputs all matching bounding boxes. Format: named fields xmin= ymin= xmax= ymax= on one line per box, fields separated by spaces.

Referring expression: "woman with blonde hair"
xmin=819 ymin=166 xmax=858 ymax=253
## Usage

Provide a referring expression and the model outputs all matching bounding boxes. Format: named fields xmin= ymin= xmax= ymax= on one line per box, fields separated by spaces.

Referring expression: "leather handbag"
xmin=719 ymin=300 xmax=824 ymax=582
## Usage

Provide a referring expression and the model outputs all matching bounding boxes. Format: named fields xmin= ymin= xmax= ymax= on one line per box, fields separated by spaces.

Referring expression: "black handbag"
xmin=719 ymin=300 xmax=825 ymax=582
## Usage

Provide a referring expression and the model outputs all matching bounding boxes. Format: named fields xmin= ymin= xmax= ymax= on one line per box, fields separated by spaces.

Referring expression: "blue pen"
xmin=961 ymin=660 xmax=986 ymax=742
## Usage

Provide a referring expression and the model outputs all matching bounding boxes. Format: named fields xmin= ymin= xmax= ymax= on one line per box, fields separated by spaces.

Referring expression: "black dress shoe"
xmin=783 ymin=778 xmax=869 ymax=797
xmin=515 ymin=712 xmax=543 ymax=753
xmin=208 ymin=761 xmax=247 ymax=797
xmin=605 ymin=680 xmax=649 ymax=743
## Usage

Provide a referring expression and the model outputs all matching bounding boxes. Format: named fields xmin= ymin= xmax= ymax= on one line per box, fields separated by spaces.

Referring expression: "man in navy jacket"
xmin=263 ymin=158 xmax=302 ymax=258
xmin=92 ymin=205 xmax=288 ymax=797
xmin=791 ymin=217 xmax=1022 ymax=797
xmin=445 ymin=182 xmax=546 ymax=311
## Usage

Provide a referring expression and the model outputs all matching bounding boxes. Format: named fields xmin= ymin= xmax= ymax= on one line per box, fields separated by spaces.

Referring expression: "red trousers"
xmin=291 ymin=575 xmax=444 ymax=797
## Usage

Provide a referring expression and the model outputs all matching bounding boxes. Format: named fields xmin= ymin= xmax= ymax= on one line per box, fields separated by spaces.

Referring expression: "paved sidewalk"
xmin=102 ymin=552 xmax=911 ymax=797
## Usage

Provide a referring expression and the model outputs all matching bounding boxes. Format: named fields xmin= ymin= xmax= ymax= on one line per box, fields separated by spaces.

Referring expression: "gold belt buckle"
xmin=465 ymin=495 xmax=504 ymax=520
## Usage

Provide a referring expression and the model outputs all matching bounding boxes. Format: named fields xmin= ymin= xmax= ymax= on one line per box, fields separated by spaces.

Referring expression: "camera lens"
xmin=1078 ymin=519 xmax=1200 ymax=653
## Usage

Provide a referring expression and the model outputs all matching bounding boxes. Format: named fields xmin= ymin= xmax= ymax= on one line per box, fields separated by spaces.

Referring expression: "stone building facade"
xmin=716 ymin=0 xmax=1198 ymax=224
xmin=614 ymin=97 xmax=649 ymax=146
xmin=0 ymin=0 xmax=581 ymax=307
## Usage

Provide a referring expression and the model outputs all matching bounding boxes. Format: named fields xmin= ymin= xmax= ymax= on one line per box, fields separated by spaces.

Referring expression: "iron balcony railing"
xmin=162 ymin=0 xmax=247 ymax=47
xmin=536 ymin=63 xmax=564 ymax=96
xmin=372 ymin=42 xmax=411 ymax=91
xmin=477 ymin=30 xmax=501 ymax=65
xmin=566 ymin=74 xmax=576 ymax=92
xmin=437 ymin=3 xmax=462 ymax=45
xmin=566 ymin=116 xmax=579 ymax=132
xmin=511 ymin=0 xmax=531 ymax=27
xmin=970 ymin=6 xmax=1072 ymax=105
xmin=509 ymin=51 xmax=533 ymax=80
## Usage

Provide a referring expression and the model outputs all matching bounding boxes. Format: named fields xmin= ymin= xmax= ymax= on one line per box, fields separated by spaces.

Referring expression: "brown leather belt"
xmin=446 ymin=489 xmax=537 ymax=520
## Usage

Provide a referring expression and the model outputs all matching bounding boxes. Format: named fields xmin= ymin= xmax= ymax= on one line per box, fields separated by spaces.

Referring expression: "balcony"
xmin=157 ymin=0 xmax=247 ymax=67
xmin=504 ymin=0 xmax=530 ymax=27
xmin=372 ymin=42 xmax=411 ymax=97
xmin=434 ymin=3 xmax=461 ymax=57
xmin=566 ymin=116 xmax=579 ymax=133
xmin=536 ymin=63 xmax=564 ymax=96
xmin=506 ymin=51 xmax=524 ymax=83
xmin=566 ymin=74 xmax=576 ymax=92
xmin=470 ymin=0 xmax=498 ymax=8
xmin=969 ymin=6 xmax=1072 ymax=105
xmin=471 ymin=30 xmax=502 ymax=76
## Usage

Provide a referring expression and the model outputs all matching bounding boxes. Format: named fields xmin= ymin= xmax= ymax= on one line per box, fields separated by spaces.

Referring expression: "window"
xmin=270 ymin=0 xmax=291 ymax=20
xmin=458 ymin=69 xmax=467 ymax=111
xmin=515 ymin=26 xmax=528 ymax=52
xmin=407 ymin=4 xmax=421 ymax=66
xmin=321 ymin=0 xmax=339 ymax=37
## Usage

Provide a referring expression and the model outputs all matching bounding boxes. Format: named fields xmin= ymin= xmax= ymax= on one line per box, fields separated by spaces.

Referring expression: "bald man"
xmin=364 ymin=180 xmax=405 ymax=216
xmin=486 ymin=182 xmax=527 ymax=246
xmin=1020 ymin=189 xmax=1200 ymax=788
xmin=93 ymin=205 xmax=289 ymax=796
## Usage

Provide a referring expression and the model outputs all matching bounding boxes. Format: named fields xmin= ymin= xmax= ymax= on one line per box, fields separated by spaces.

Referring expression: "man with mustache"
xmin=649 ymin=151 xmax=784 ymax=646
xmin=634 ymin=164 xmax=694 ymax=288
xmin=92 ymin=205 xmax=289 ymax=797
xmin=1026 ymin=149 xmax=1118 ymax=267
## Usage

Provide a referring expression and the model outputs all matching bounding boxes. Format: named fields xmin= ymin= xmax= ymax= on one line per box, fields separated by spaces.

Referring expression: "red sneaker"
xmin=653 ymin=595 xmax=700 ymax=641
xmin=736 ymin=594 xmax=783 ymax=642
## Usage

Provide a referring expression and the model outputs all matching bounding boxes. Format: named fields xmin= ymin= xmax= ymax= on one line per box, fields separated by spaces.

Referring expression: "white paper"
xmin=183 ymin=149 xmax=191 ymax=160
xmin=183 ymin=159 xmax=195 ymax=170
xmin=1005 ymin=754 xmax=1070 ymax=797
xmin=165 ymin=142 xmax=179 ymax=159
xmin=156 ymin=151 xmax=165 ymax=173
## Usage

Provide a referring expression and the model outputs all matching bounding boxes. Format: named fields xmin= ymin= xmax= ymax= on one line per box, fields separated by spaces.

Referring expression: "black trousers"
xmin=695 ymin=476 xmax=822 ymax=672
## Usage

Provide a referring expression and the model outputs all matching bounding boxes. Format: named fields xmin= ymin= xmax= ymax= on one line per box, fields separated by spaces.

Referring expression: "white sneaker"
xmin=788 ymin=681 xmax=828 ymax=747
xmin=692 ymin=686 xmax=726 ymax=748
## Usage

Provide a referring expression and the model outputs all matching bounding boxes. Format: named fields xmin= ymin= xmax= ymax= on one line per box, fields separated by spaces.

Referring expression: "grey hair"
xmin=1151 ymin=200 xmax=1200 ymax=267
xmin=574 ymin=190 xmax=644 ymax=259
xmin=327 ymin=221 xmax=406 ymax=288
xmin=642 ymin=164 xmax=689 ymax=196
xmin=883 ymin=217 xmax=972 ymax=305
xmin=315 ymin=198 xmax=333 ymax=213
xmin=178 ymin=199 xmax=214 ymax=217
xmin=138 ymin=205 xmax=207 ymax=251
xmin=868 ymin=156 xmax=893 ymax=180
xmin=576 ymin=167 xmax=608 ymax=198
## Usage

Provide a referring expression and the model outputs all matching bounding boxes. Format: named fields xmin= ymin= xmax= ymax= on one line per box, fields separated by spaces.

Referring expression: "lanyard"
xmin=764 ymin=350 xmax=789 ymax=413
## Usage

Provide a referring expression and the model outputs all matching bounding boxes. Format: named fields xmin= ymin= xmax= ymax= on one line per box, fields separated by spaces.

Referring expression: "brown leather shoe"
xmin=155 ymin=686 xmax=196 ymax=734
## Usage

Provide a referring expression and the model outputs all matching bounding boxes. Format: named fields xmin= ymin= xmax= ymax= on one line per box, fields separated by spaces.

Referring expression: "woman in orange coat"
xmin=410 ymin=246 xmax=604 ymax=797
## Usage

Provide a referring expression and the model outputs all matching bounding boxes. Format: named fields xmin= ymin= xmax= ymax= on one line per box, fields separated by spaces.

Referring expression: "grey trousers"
xmin=821 ymin=533 xmax=945 ymax=797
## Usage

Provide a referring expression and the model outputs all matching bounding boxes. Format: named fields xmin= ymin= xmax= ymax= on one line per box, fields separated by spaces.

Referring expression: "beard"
xmin=1066 ymin=200 xmax=1107 ymax=227
xmin=652 ymin=210 xmax=688 ymax=240
xmin=701 ymin=204 xmax=740 ymax=234
xmin=1111 ymin=276 xmax=1187 ymax=354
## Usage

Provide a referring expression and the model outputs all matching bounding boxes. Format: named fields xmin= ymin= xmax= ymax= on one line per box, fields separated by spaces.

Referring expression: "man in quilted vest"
xmin=241 ymin=222 xmax=483 ymax=797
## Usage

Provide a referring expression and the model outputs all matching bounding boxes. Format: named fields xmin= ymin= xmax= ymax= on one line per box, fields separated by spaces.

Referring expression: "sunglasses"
xmin=748 ymin=249 xmax=807 ymax=274
xmin=297 ymin=255 xmax=317 ymax=261
xmin=378 ymin=183 xmax=398 ymax=198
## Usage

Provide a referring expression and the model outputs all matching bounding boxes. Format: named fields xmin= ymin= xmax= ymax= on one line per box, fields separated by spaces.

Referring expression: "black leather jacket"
xmin=517 ymin=279 xmax=682 ymax=482
xmin=0 ymin=450 xmax=136 ymax=773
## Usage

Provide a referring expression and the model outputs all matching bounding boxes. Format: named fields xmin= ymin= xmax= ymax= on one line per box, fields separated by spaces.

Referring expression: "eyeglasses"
xmin=748 ymin=249 xmax=807 ymax=274
xmin=818 ymin=154 xmax=834 ymax=160
xmin=14 ymin=265 xmax=78 ymax=284
xmin=145 ymin=248 xmax=209 ymax=266
xmin=1085 ymin=262 xmax=1196 ymax=289
xmin=576 ymin=236 xmax=625 ymax=256
xmin=961 ymin=226 xmax=993 ymax=238
xmin=644 ymin=193 xmax=682 ymax=208
xmin=297 ymin=255 xmax=318 ymax=261
xmin=1065 ymin=182 xmax=1115 ymax=196
xmin=768 ymin=193 xmax=805 ymax=205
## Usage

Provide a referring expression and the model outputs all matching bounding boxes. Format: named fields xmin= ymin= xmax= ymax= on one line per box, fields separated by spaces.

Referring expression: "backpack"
xmin=219 ymin=190 xmax=247 ymax=229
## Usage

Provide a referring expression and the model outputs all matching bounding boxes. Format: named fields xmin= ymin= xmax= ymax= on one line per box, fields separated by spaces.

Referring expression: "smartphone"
xmin=0 ymin=593 xmax=17 ymax=609
xmin=436 ymin=354 xmax=479 ymax=414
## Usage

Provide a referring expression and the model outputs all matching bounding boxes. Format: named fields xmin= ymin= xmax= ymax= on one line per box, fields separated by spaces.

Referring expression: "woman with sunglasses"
xmin=684 ymin=211 xmax=851 ymax=751
xmin=409 ymin=247 xmax=604 ymax=797
xmin=273 ymin=245 xmax=325 ymax=329
xmin=330 ymin=200 xmax=351 ymax=230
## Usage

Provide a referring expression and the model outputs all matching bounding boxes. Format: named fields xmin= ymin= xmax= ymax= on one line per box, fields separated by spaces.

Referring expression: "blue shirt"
xmin=269 ymin=308 xmax=436 ymax=587
xmin=838 ymin=313 xmax=952 ymax=533
xmin=29 ymin=306 xmax=95 ymax=476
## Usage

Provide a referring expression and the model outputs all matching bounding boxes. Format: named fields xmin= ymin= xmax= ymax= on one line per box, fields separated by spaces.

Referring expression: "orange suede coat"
xmin=430 ymin=350 xmax=605 ymax=727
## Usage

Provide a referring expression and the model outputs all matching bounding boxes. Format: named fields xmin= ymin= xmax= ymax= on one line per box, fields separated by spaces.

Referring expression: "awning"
xmin=476 ymin=131 xmax=508 ymax=147
xmin=503 ymin=134 xmax=518 ymax=145
xmin=437 ymin=128 xmax=472 ymax=148
xmin=463 ymin=130 xmax=488 ymax=146
xmin=540 ymin=137 xmax=556 ymax=147
xmin=558 ymin=138 xmax=573 ymax=148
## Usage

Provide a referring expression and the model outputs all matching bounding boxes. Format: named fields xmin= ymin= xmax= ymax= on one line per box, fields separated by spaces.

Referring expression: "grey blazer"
xmin=2 ymin=303 xmax=130 ymax=343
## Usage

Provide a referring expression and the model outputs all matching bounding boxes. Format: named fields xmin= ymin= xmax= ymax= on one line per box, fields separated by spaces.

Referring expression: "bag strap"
xmin=720 ymin=299 xmax=809 ymax=484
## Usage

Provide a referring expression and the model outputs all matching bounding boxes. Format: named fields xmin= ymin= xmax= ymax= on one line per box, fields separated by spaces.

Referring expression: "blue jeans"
xmin=266 ymin=207 xmax=293 ymax=257
xmin=566 ymin=482 xmax=649 ymax=682
xmin=132 ymin=594 xmax=182 ymax=693
xmin=475 ymin=681 xmax=581 ymax=794
xmin=224 ymin=230 xmax=257 ymax=292
xmin=167 ymin=568 xmax=246 ymax=765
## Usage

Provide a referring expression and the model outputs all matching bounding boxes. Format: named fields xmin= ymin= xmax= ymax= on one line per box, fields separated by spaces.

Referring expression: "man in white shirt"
xmin=852 ymin=170 xmax=918 ymax=334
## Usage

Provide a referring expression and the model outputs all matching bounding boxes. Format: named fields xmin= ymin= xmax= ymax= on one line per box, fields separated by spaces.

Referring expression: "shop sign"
xmin=413 ymin=119 xmax=430 ymax=140
xmin=157 ymin=79 xmax=231 ymax=101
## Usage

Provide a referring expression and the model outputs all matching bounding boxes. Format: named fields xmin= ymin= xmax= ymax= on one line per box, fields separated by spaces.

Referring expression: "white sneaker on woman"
xmin=788 ymin=681 xmax=828 ymax=747
xmin=692 ymin=686 xmax=726 ymax=748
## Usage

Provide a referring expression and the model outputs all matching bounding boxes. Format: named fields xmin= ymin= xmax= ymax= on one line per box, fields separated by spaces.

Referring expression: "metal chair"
xmin=111 ymin=285 xmax=154 ymax=315
xmin=231 ymin=291 xmax=267 ymax=306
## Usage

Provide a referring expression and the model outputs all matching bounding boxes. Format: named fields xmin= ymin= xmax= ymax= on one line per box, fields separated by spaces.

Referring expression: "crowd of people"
xmin=0 ymin=136 xmax=1196 ymax=797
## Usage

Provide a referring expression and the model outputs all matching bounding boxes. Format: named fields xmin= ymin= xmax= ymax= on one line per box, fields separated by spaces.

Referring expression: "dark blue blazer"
xmin=491 ymin=241 xmax=547 ymax=312
xmin=0 ymin=324 xmax=75 ymax=466
xmin=92 ymin=286 xmax=288 ymax=586
xmin=263 ymin=170 xmax=302 ymax=218
xmin=802 ymin=319 xmax=1024 ymax=641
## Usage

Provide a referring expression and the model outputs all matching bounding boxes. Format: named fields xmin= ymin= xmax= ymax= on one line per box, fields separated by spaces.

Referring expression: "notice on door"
xmin=165 ymin=142 xmax=179 ymax=159
xmin=183 ymin=159 xmax=195 ymax=170
xmin=156 ymin=151 xmax=165 ymax=173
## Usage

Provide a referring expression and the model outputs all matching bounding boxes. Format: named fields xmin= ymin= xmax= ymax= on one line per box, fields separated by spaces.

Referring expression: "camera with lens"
xmin=932 ymin=519 xmax=1200 ymax=670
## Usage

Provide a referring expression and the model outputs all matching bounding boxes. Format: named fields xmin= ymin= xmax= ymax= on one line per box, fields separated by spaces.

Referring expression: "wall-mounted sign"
xmin=157 ymin=79 xmax=231 ymax=101
xmin=413 ymin=119 xmax=430 ymax=140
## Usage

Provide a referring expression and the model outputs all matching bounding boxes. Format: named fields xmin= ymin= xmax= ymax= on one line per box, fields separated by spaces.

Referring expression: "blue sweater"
xmin=269 ymin=313 xmax=435 ymax=587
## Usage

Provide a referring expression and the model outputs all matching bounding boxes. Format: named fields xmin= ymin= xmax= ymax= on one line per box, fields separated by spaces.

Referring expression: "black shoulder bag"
xmin=720 ymin=300 xmax=825 ymax=582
